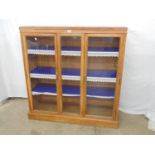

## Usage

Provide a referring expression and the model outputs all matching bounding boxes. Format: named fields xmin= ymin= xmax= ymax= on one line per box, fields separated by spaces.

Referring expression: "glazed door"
xmin=59 ymin=34 xmax=83 ymax=115
xmin=85 ymin=34 xmax=121 ymax=118
xmin=25 ymin=34 xmax=58 ymax=112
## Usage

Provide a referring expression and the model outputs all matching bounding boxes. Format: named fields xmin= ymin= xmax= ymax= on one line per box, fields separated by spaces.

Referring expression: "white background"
xmin=0 ymin=136 xmax=154 ymax=155
xmin=0 ymin=0 xmax=155 ymax=128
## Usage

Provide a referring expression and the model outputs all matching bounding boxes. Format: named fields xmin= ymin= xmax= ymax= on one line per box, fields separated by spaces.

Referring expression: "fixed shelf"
xmin=30 ymin=67 xmax=56 ymax=79
xmin=28 ymin=46 xmax=55 ymax=55
xmin=32 ymin=84 xmax=114 ymax=99
xmin=28 ymin=47 xmax=119 ymax=57
xmin=30 ymin=67 xmax=116 ymax=82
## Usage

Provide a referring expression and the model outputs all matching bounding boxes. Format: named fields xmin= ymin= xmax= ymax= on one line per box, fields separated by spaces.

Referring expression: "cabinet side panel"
xmin=112 ymin=34 xmax=127 ymax=120
xmin=20 ymin=33 xmax=33 ymax=111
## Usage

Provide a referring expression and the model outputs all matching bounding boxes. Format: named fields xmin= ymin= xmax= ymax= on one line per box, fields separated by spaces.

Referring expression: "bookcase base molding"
xmin=20 ymin=27 xmax=127 ymax=128
xmin=28 ymin=112 xmax=119 ymax=128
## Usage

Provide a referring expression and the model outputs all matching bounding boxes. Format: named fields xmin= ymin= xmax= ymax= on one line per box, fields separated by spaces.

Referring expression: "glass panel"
xmin=61 ymin=36 xmax=81 ymax=114
xmin=86 ymin=36 xmax=120 ymax=117
xmin=33 ymin=95 xmax=57 ymax=112
xmin=26 ymin=36 xmax=57 ymax=112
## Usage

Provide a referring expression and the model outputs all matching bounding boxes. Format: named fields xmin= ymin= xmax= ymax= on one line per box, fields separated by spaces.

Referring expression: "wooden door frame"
xmin=56 ymin=33 xmax=85 ymax=116
xmin=20 ymin=32 xmax=57 ymax=113
xmin=112 ymin=33 xmax=127 ymax=120
xmin=84 ymin=33 xmax=126 ymax=120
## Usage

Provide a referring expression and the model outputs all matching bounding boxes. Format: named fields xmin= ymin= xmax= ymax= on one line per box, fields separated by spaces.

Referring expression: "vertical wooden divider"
xmin=112 ymin=34 xmax=127 ymax=120
xmin=55 ymin=34 xmax=63 ymax=113
xmin=21 ymin=34 xmax=33 ymax=112
xmin=80 ymin=34 xmax=87 ymax=116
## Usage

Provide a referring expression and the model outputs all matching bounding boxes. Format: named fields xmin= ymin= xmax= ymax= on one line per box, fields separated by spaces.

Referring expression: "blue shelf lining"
xmin=31 ymin=46 xmax=54 ymax=50
xmin=31 ymin=67 xmax=56 ymax=75
xmin=31 ymin=67 xmax=116 ymax=78
xmin=88 ymin=47 xmax=118 ymax=52
xmin=29 ymin=46 xmax=119 ymax=52
xmin=32 ymin=84 xmax=114 ymax=98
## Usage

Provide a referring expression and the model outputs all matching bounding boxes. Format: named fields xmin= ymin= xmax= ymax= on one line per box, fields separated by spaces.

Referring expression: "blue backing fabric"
xmin=87 ymin=87 xmax=114 ymax=97
xmin=88 ymin=47 xmax=118 ymax=52
xmin=32 ymin=84 xmax=56 ymax=93
xmin=31 ymin=67 xmax=116 ymax=78
xmin=31 ymin=46 xmax=54 ymax=50
xmin=61 ymin=47 xmax=80 ymax=51
xmin=87 ymin=69 xmax=116 ymax=78
xmin=63 ymin=85 xmax=80 ymax=95
xmin=31 ymin=67 xmax=56 ymax=75
xmin=62 ymin=68 xmax=80 ymax=76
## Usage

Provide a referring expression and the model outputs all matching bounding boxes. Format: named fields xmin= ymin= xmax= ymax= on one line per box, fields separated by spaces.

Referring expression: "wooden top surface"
xmin=20 ymin=26 xmax=127 ymax=34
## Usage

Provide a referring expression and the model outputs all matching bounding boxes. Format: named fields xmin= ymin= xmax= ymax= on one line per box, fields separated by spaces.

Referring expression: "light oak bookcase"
xmin=20 ymin=27 xmax=127 ymax=128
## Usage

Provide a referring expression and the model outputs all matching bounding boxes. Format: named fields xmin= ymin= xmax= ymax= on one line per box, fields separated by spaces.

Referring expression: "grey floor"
xmin=0 ymin=98 xmax=154 ymax=135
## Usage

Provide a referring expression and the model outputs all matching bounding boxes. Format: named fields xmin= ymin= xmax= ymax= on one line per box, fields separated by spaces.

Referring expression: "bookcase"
xmin=20 ymin=27 xmax=127 ymax=128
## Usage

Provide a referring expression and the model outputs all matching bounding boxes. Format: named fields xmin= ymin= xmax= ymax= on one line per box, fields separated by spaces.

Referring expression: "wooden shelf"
xmin=28 ymin=47 xmax=119 ymax=57
xmin=30 ymin=67 xmax=116 ymax=82
xmin=32 ymin=84 xmax=114 ymax=99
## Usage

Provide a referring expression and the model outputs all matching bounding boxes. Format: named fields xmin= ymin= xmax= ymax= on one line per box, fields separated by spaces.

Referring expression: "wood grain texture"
xmin=20 ymin=26 xmax=127 ymax=34
xmin=112 ymin=34 xmax=127 ymax=120
xmin=55 ymin=34 xmax=63 ymax=113
xmin=20 ymin=34 xmax=33 ymax=111
xmin=29 ymin=111 xmax=119 ymax=128
xmin=80 ymin=34 xmax=86 ymax=116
